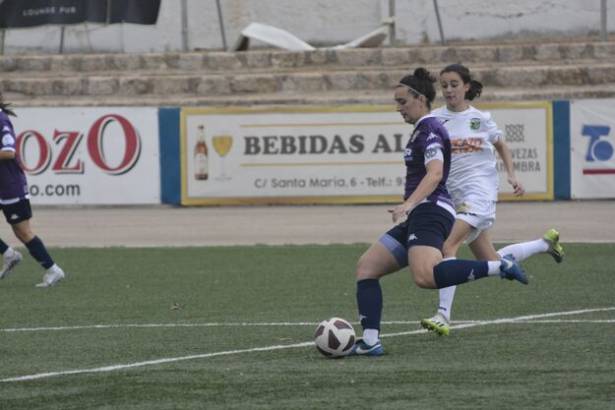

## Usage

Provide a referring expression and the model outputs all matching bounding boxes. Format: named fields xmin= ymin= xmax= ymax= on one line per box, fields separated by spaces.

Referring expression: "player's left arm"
xmin=493 ymin=139 xmax=524 ymax=196
xmin=0 ymin=127 xmax=17 ymax=160
xmin=390 ymin=145 xmax=444 ymax=223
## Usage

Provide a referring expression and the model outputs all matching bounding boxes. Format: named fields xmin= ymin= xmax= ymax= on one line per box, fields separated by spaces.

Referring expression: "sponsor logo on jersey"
xmin=404 ymin=148 xmax=413 ymax=161
xmin=451 ymin=137 xmax=483 ymax=153
xmin=470 ymin=118 xmax=481 ymax=130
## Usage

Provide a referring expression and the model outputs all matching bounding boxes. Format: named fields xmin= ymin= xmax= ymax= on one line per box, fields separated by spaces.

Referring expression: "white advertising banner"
xmin=180 ymin=104 xmax=552 ymax=205
xmin=11 ymin=107 xmax=160 ymax=205
xmin=477 ymin=102 xmax=553 ymax=201
xmin=570 ymin=99 xmax=615 ymax=198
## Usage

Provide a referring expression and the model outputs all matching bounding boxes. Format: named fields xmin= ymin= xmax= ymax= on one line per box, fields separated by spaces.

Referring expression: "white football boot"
xmin=0 ymin=249 xmax=22 ymax=279
xmin=35 ymin=264 xmax=65 ymax=288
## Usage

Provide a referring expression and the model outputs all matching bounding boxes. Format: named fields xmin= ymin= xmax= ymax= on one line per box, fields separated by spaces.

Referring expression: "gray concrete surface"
xmin=5 ymin=40 xmax=615 ymax=107
xmin=6 ymin=200 xmax=612 ymax=247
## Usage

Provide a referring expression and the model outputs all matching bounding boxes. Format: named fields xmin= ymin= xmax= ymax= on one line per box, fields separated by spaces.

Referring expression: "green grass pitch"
xmin=1 ymin=244 xmax=614 ymax=409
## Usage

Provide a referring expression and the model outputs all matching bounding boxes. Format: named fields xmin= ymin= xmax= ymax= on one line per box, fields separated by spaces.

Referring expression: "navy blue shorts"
xmin=1 ymin=199 xmax=32 ymax=225
xmin=378 ymin=202 xmax=454 ymax=267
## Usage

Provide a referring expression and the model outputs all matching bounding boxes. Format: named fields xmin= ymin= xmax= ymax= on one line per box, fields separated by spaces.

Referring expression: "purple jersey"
xmin=403 ymin=115 xmax=453 ymax=209
xmin=0 ymin=110 xmax=29 ymax=202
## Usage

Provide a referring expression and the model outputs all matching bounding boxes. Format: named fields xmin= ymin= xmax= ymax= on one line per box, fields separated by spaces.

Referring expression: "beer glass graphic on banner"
xmin=194 ymin=125 xmax=209 ymax=180
xmin=212 ymin=132 xmax=233 ymax=180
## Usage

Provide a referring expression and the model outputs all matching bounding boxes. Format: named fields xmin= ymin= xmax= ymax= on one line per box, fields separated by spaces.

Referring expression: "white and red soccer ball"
xmin=314 ymin=317 xmax=356 ymax=358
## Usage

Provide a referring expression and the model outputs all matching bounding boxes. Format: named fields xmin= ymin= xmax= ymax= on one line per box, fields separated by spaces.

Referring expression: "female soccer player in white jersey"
xmin=420 ymin=64 xmax=565 ymax=336
xmin=350 ymin=68 xmax=528 ymax=356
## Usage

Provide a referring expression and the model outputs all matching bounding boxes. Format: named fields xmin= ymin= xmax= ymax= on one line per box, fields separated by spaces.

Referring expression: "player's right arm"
xmin=493 ymin=138 xmax=524 ymax=196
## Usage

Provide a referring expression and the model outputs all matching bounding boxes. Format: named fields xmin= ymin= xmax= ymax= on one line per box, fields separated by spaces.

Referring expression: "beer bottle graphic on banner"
xmin=194 ymin=125 xmax=209 ymax=180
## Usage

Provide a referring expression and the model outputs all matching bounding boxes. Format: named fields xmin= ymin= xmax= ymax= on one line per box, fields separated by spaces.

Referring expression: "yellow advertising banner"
xmin=180 ymin=103 xmax=552 ymax=206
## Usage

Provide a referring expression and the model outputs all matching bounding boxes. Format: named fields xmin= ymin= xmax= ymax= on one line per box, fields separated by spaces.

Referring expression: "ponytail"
xmin=0 ymin=93 xmax=16 ymax=117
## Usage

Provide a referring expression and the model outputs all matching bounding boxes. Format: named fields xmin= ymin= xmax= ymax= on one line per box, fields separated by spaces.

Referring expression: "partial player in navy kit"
xmin=349 ymin=68 xmax=526 ymax=356
xmin=0 ymin=93 xmax=65 ymax=287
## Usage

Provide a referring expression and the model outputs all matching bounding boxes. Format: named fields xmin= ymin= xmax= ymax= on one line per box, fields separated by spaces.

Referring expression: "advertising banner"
xmin=0 ymin=0 xmax=161 ymax=28
xmin=11 ymin=107 xmax=160 ymax=205
xmin=570 ymin=99 xmax=615 ymax=198
xmin=477 ymin=102 xmax=553 ymax=201
xmin=180 ymin=103 xmax=552 ymax=205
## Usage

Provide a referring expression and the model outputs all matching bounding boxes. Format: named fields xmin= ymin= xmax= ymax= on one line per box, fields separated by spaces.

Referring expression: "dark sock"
xmin=356 ymin=279 xmax=382 ymax=331
xmin=433 ymin=259 xmax=489 ymax=288
xmin=25 ymin=236 xmax=54 ymax=269
xmin=0 ymin=239 xmax=8 ymax=254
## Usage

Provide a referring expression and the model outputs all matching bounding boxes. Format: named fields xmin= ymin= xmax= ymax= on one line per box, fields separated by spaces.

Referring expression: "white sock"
xmin=497 ymin=239 xmax=548 ymax=262
xmin=487 ymin=261 xmax=502 ymax=276
xmin=3 ymin=247 xmax=14 ymax=257
xmin=362 ymin=328 xmax=379 ymax=345
xmin=437 ymin=286 xmax=456 ymax=321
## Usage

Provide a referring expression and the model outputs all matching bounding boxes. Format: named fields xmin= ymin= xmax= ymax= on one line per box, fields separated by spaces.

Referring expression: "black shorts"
xmin=1 ymin=199 xmax=32 ymax=225
xmin=378 ymin=202 xmax=454 ymax=267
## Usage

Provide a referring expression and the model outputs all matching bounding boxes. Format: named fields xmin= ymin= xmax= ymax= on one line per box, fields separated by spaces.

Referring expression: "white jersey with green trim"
xmin=431 ymin=105 xmax=503 ymax=206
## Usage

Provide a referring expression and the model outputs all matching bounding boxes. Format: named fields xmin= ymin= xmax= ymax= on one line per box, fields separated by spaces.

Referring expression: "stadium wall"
xmin=2 ymin=1 xmax=613 ymax=54
xmin=8 ymin=99 xmax=615 ymax=206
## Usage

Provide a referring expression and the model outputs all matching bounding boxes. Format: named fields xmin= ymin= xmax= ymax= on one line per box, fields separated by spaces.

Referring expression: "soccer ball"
xmin=314 ymin=317 xmax=356 ymax=358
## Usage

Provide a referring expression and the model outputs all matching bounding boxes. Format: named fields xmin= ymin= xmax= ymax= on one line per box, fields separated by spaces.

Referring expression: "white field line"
xmin=1 ymin=306 xmax=614 ymax=383
xmin=3 ymin=315 xmax=615 ymax=333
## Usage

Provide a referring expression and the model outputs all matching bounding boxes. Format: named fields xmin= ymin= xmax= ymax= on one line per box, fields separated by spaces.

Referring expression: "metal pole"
xmin=106 ymin=0 xmax=112 ymax=25
xmin=59 ymin=26 xmax=66 ymax=53
xmin=120 ymin=22 xmax=125 ymax=53
xmin=215 ymin=0 xmax=228 ymax=51
xmin=433 ymin=0 xmax=446 ymax=45
xmin=181 ymin=0 xmax=189 ymax=51
xmin=388 ymin=0 xmax=396 ymax=46
xmin=601 ymin=0 xmax=608 ymax=41
xmin=0 ymin=30 xmax=4 ymax=55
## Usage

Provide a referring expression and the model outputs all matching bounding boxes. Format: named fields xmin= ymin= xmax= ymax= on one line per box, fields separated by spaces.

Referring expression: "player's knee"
xmin=355 ymin=255 xmax=376 ymax=280
xmin=442 ymin=241 xmax=458 ymax=259
xmin=12 ymin=225 xmax=33 ymax=244
xmin=410 ymin=265 xmax=437 ymax=289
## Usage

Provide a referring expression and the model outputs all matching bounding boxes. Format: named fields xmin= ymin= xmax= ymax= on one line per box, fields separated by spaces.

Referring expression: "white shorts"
xmin=454 ymin=199 xmax=496 ymax=244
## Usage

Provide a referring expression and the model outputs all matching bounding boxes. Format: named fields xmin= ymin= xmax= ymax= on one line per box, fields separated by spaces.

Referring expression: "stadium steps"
xmin=2 ymin=40 xmax=615 ymax=107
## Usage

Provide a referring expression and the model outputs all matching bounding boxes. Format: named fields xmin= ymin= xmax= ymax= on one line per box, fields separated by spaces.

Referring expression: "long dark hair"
xmin=440 ymin=64 xmax=483 ymax=101
xmin=0 ymin=93 xmax=16 ymax=117
xmin=398 ymin=67 xmax=437 ymax=109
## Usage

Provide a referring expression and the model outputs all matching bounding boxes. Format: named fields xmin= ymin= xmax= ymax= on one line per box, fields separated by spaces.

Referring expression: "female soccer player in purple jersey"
xmin=0 ymin=93 xmax=65 ymax=287
xmin=349 ymin=68 xmax=526 ymax=356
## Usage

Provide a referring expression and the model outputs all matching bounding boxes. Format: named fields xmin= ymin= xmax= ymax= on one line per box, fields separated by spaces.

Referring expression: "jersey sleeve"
xmin=483 ymin=111 xmax=503 ymax=144
xmin=1 ymin=124 xmax=16 ymax=152
xmin=423 ymin=131 xmax=445 ymax=165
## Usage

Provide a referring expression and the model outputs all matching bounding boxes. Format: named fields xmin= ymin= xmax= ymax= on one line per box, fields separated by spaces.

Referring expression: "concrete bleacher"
xmin=2 ymin=39 xmax=615 ymax=107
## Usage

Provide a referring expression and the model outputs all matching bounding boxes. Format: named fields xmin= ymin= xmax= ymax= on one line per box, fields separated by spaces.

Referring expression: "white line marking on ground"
xmin=0 ymin=323 xmax=321 ymax=332
xmin=2 ymin=307 xmax=614 ymax=383
xmin=3 ymin=313 xmax=615 ymax=333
